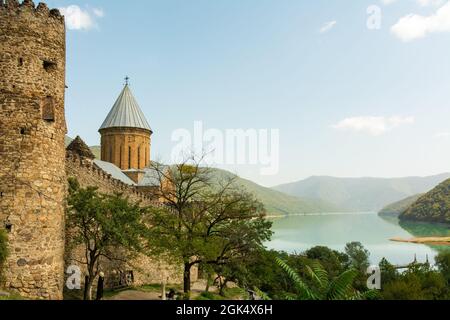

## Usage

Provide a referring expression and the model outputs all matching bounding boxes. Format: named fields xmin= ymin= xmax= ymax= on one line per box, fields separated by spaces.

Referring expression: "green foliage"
xmin=401 ymin=179 xmax=450 ymax=224
xmin=197 ymin=291 xmax=222 ymax=300
xmin=345 ymin=242 xmax=370 ymax=290
xmin=436 ymin=252 xmax=450 ymax=285
xmin=305 ymin=246 xmax=348 ymax=278
xmin=67 ymin=178 xmax=148 ymax=254
xmin=67 ymin=178 xmax=149 ymax=300
xmin=275 ymin=257 xmax=368 ymax=300
xmin=0 ymin=229 xmax=8 ymax=278
xmin=379 ymin=258 xmax=399 ymax=286
xmin=380 ymin=261 xmax=449 ymax=300
xmin=146 ymin=160 xmax=273 ymax=295
xmin=236 ymin=249 xmax=295 ymax=299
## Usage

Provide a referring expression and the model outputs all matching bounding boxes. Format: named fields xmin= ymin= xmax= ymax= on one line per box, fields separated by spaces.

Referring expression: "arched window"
xmin=42 ymin=96 xmax=55 ymax=122
xmin=119 ymin=145 xmax=123 ymax=168
xmin=109 ymin=146 xmax=113 ymax=163
xmin=128 ymin=146 xmax=132 ymax=169
xmin=138 ymin=146 xmax=141 ymax=169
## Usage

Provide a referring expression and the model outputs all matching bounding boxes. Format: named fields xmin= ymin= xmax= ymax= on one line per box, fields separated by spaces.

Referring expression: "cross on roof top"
xmin=125 ymin=76 xmax=130 ymax=86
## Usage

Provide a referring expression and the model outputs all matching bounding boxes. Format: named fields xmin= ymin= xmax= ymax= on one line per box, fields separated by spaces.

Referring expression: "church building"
xmin=98 ymin=81 xmax=153 ymax=185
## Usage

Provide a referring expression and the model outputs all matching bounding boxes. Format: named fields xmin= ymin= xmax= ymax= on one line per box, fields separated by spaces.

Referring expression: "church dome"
xmin=99 ymin=84 xmax=152 ymax=132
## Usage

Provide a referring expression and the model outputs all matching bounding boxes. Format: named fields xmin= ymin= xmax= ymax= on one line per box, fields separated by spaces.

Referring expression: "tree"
xmin=66 ymin=178 xmax=148 ymax=300
xmin=305 ymin=246 xmax=348 ymax=278
xmin=345 ymin=242 xmax=370 ymax=290
xmin=435 ymin=251 xmax=450 ymax=285
xmin=146 ymin=156 xmax=272 ymax=296
xmin=379 ymin=258 xmax=399 ymax=288
xmin=381 ymin=264 xmax=448 ymax=300
xmin=239 ymin=249 xmax=294 ymax=300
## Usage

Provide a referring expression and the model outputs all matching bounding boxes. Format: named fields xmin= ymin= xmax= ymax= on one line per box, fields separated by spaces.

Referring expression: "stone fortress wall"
xmin=65 ymin=152 xmax=196 ymax=291
xmin=0 ymin=0 xmax=195 ymax=299
xmin=0 ymin=0 xmax=67 ymax=299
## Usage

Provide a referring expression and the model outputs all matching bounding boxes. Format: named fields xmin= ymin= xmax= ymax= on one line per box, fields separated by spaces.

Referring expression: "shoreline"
xmin=266 ymin=211 xmax=376 ymax=219
xmin=391 ymin=237 xmax=450 ymax=246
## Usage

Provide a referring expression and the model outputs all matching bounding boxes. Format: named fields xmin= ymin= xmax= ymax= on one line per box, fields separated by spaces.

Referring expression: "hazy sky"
xmin=47 ymin=0 xmax=450 ymax=187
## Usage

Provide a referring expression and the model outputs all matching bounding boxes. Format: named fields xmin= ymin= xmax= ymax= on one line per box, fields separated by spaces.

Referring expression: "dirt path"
xmin=106 ymin=280 xmax=213 ymax=300
xmin=107 ymin=290 xmax=161 ymax=300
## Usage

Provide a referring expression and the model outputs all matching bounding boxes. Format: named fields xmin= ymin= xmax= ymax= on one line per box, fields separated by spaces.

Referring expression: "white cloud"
xmin=332 ymin=116 xmax=415 ymax=136
xmin=59 ymin=5 xmax=104 ymax=31
xmin=391 ymin=1 xmax=450 ymax=41
xmin=382 ymin=0 xmax=398 ymax=5
xmin=417 ymin=0 xmax=444 ymax=7
xmin=434 ymin=132 xmax=450 ymax=138
xmin=93 ymin=8 xmax=105 ymax=18
xmin=382 ymin=0 xmax=443 ymax=6
xmin=319 ymin=21 xmax=337 ymax=33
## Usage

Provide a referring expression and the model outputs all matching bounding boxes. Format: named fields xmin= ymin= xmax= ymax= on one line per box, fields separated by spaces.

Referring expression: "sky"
xmin=46 ymin=0 xmax=450 ymax=187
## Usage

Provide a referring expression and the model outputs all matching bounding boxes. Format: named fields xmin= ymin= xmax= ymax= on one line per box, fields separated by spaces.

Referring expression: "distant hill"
xmin=273 ymin=174 xmax=450 ymax=212
xmin=89 ymin=146 xmax=101 ymax=159
xmin=400 ymin=179 xmax=450 ymax=224
xmin=65 ymin=136 xmax=335 ymax=216
xmin=378 ymin=194 xmax=423 ymax=217
xmin=209 ymin=168 xmax=337 ymax=216
xmin=64 ymin=136 xmax=73 ymax=146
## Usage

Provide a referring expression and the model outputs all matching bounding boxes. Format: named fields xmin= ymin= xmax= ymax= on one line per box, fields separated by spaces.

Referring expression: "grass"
xmin=195 ymin=287 xmax=248 ymax=301
xmin=137 ymin=284 xmax=162 ymax=292
xmin=0 ymin=291 xmax=25 ymax=300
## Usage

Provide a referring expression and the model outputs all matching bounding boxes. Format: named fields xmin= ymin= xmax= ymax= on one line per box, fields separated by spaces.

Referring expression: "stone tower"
xmin=99 ymin=83 xmax=153 ymax=183
xmin=0 ymin=0 xmax=66 ymax=299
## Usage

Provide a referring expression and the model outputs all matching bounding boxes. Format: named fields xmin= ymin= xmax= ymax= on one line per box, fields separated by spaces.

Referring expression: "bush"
xmin=0 ymin=229 xmax=8 ymax=278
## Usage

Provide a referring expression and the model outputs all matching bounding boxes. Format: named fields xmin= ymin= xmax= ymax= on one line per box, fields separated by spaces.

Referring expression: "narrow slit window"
xmin=128 ymin=147 xmax=132 ymax=169
xmin=18 ymin=58 xmax=23 ymax=67
xmin=42 ymin=96 xmax=55 ymax=122
xmin=119 ymin=145 xmax=123 ymax=168
xmin=138 ymin=147 xmax=141 ymax=169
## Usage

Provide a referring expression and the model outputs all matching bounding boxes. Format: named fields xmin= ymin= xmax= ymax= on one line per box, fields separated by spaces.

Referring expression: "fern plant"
xmin=275 ymin=257 xmax=377 ymax=300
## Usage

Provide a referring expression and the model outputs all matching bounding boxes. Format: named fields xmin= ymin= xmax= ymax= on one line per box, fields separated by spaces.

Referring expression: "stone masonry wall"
xmin=65 ymin=153 xmax=196 ymax=291
xmin=0 ymin=1 xmax=66 ymax=300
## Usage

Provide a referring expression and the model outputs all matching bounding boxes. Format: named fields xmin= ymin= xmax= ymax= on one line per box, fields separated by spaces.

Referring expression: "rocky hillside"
xmin=400 ymin=179 xmax=450 ymax=224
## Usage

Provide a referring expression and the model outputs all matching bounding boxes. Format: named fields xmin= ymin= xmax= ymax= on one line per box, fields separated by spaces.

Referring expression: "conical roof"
xmin=99 ymin=85 xmax=152 ymax=132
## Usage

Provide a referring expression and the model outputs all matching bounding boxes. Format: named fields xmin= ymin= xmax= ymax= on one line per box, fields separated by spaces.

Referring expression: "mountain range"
xmin=273 ymin=174 xmax=450 ymax=212
xmin=65 ymin=137 xmax=335 ymax=216
xmin=378 ymin=194 xmax=423 ymax=217
xmin=66 ymin=136 xmax=450 ymax=216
